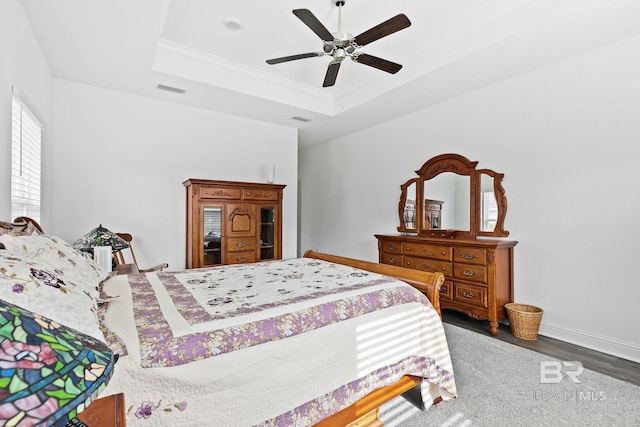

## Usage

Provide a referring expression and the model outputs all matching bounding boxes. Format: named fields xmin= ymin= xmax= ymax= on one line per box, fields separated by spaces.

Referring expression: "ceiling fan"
xmin=266 ymin=1 xmax=411 ymax=87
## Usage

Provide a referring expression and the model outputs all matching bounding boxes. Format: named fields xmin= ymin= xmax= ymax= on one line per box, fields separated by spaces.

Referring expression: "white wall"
xmin=51 ymin=79 xmax=298 ymax=270
xmin=0 ymin=0 xmax=53 ymax=228
xmin=300 ymin=34 xmax=640 ymax=362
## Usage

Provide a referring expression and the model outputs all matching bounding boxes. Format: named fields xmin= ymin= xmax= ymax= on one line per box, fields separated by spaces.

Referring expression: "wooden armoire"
xmin=183 ymin=179 xmax=285 ymax=268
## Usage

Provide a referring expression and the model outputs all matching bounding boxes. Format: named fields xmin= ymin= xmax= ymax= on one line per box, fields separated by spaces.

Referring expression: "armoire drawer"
xmin=224 ymin=251 xmax=257 ymax=264
xmin=381 ymin=252 xmax=403 ymax=266
xmin=199 ymin=187 xmax=241 ymax=200
xmin=242 ymin=189 xmax=279 ymax=201
xmin=226 ymin=237 xmax=257 ymax=252
xmin=405 ymin=256 xmax=451 ymax=275
xmin=453 ymin=283 xmax=488 ymax=308
xmin=453 ymin=264 xmax=487 ymax=283
xmin=403 ymin=243 xmax=452 ymax=261
xmin=453 ymin=247 xmax=487 ymax=265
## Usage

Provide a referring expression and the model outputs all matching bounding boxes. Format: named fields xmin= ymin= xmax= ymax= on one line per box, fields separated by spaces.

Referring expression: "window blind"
xmin=203 ymin=207 xmax=222 ymax=235
xmin=11 ymin=96 xmax=42 ymax=223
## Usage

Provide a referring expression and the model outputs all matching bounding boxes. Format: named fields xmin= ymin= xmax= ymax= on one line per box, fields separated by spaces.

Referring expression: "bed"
xmin=0 ymin=217 xmax=457 ymax=426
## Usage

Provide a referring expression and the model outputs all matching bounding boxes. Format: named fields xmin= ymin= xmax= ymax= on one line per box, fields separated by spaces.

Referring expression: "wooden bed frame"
xmin=2 ymin=220 xmax=445 ymax=427
xmin=303 ymin=250 xmax=445 ymax=427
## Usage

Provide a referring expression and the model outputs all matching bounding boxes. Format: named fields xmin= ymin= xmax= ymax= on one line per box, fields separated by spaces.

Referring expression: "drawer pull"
xmin=237 ymin=257 xmax=247 ymax=262
xmin=461 ymin=270 xmax=477 ymax=277
xmin=387 ymin=258 xmax=397 ymax=264
xmin=461 ymin=253 xmax=476 ymax=260
xmin=461 ymin=291 xmax=477 ymax=299
xmin=236 ymin=242 xmax=248 ymax=248
xmin=387 ymin=245 xmax=397 ymax=251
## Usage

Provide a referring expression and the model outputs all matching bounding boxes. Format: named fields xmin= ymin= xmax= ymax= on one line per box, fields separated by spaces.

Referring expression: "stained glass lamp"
xmin=0 ymin=299 xmax=116 ymax=427
xmin=72 ymin=225 xmax=129 ymax=256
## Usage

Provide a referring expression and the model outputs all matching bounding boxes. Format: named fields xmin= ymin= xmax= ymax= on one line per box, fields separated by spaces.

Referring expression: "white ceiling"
xmin=19 ymin=0 xmax=640 ymax=149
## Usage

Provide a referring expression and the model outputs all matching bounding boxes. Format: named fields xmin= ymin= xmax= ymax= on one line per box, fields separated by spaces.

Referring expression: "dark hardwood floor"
xmin=442 ymin=310 xmax=640 ymax=387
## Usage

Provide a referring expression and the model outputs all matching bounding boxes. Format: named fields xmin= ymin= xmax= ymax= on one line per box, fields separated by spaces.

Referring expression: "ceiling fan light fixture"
xmin=265 ymin=3 xmax=411 ymax=87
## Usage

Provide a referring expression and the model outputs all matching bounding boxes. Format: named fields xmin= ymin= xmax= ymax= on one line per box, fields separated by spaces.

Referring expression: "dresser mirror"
xmin=397 ymin=153 xmax=509 ymax=238
xmin=423 ymin=173 xmax=471 ymax=232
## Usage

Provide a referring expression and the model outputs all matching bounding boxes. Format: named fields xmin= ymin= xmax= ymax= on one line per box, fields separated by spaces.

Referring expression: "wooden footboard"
xmin=303 ymin=250 xmax=443 ymax=317
xmin=303 ymin=250 xmax=445 ymax=426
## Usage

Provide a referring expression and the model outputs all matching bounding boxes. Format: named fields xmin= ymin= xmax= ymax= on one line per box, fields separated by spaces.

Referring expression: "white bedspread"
xmin=100 ymin=258 xmax=456 ymax=426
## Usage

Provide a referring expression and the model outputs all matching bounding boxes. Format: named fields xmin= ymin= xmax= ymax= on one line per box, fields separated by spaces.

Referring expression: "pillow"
xmin=0 ymin=235 xmax=109 ymax=341
xmin=0 ymin=233 xmax=110 ymax=297
xmin=0 ymin=221 xmax=40 ymax=236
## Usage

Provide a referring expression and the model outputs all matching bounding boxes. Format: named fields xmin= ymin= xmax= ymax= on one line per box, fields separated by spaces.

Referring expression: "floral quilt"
xmin=100 ymin=258 xmax=457 ymax=426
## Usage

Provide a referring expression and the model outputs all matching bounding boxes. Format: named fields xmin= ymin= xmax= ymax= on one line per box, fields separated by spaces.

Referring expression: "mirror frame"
xmin=397 ymin=178 xmax=418 ymax=234
xmin=397 ymin=153 xmax=510 ymax=238
xmin=477 ymin=169 xmax=509 ymax=237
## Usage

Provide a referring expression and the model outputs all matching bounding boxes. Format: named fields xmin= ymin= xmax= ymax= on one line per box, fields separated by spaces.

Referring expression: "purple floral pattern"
xmin=0 ymin=235 xmax=109 ymax=341
xmin=130 ymin=399 xmax=188 ymax=420
xmin=116 ymin=259 xmax=456 ymax=425
xmin=158 ymin=259 xmax=409 ymax=325
xmin=129 ymin=269 xmax=429 ymax=368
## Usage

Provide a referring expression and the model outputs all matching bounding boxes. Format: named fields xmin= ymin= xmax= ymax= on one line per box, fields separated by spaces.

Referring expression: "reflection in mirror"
xmin=403 ymin=182 xmax=416 ymax=229
xmin=480 ymin=173 xmax=497 ymax=232
xmin=423 ymin=173 xmax=470 ymax=231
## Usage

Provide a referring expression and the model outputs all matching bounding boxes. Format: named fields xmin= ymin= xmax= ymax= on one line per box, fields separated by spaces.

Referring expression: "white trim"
xmin=538 ymin=321 xmax=640 ymax=364
xmin=153 ymin=39 xmax=334 ymax=114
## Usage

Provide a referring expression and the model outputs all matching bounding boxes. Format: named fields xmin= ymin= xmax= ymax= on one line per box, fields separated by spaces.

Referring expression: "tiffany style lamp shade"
xmin=72 ymin=225 xmax=129 ymax=256
xmin=0 ymin=299 xmax=116 ymax=426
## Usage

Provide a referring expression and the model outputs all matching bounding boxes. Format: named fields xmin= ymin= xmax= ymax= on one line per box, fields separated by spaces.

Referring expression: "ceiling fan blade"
xmin=266 ymin=52 xmax=324 ymax=65
xmin=354 ymin=14 xmax=411 ymax=47
xmin=323 ymin=61 xmax=341 ymax=87
xmin=353 ymin=54 xmax=403 ymax=74
xmin=293 ymin=9 xmax=334 ymax=42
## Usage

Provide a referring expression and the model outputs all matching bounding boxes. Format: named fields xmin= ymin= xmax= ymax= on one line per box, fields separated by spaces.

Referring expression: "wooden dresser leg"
xmin=490 ymin=321 xmax=499 ymax=336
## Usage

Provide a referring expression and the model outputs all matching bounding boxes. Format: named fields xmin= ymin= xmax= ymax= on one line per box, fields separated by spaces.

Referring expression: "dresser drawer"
xmin=381 ymin=252 xmax=403 ymax=266
xmin=379 ymin=240 xmax=402 ymax=254
xmin=439 ymin=280 xmax=454 ymax=301
xmin=453 ymin=263 xmax=487 ymax=283
xmin=226 ymin=237 xmax=257 ymax=252
xmin=453 ymin=282 xmax=488 ymax=308
xmin=405 ymin=256 xmax=451 ymax=275
xmin=404 ymin=243 xmax=452 ymax=261
xmin=242 ymin=188 xmax=279 ymax=201
xmin=224 ymin=251 xmax=257 ymax=264
xmin=453 ymin=247 xmax=487 ymax=265
xmin=199 ymin=187 xmax=241 ymax=200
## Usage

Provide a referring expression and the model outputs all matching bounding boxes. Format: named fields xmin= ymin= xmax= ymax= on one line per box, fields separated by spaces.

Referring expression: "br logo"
xmin=539 ymin=361 xmax=584 ymax=384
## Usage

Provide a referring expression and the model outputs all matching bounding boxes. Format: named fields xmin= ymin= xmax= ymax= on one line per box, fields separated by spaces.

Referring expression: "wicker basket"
xmin=505 ymin=303 xmax=543 ymax=340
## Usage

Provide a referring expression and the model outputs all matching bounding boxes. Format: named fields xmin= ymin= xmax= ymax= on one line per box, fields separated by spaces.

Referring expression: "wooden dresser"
xmin=376 ymin=234 xmax=517 ymax=336
xmin=184 ymin=179 xmax=286 ymax=268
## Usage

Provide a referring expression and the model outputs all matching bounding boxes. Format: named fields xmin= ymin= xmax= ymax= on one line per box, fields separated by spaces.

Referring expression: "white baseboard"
xmin=538 ymin=321 xmax=640 ymax=364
